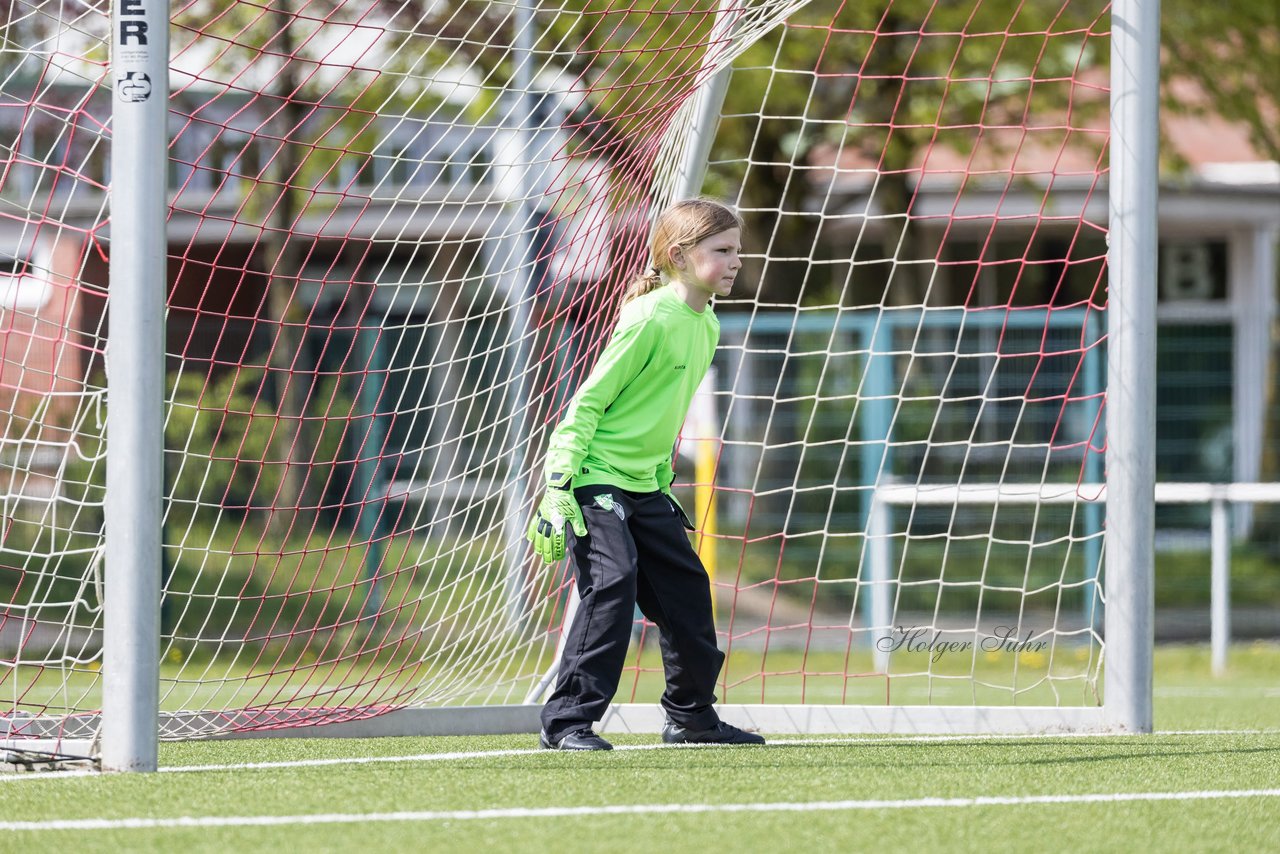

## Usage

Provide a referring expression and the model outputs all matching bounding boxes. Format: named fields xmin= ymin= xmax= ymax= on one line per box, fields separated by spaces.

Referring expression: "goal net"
xmin=2 ymin=0 xmax=1125 ymax=756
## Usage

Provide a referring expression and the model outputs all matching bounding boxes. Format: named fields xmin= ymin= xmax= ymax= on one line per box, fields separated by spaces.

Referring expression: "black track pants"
xmin=540 ymin=484 xmax=725 ymax=741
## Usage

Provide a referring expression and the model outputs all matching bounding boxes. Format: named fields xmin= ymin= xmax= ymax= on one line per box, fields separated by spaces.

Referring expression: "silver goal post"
xmin=101 ymin=0 xmax=169 ymax=772
xmin=1104 ymin=0 xmax=1160 ymax=734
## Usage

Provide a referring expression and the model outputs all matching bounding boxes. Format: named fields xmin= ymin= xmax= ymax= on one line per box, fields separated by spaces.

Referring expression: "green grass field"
xmin=3 ymin=643 xmax=1278 ymax=853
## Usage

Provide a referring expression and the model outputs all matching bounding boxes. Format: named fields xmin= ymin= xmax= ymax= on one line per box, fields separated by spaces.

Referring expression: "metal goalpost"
xmin=1101 ymin=0 xmax=1160 ymax=735
xmin=101 ymin=0 xmax=170 ymax=772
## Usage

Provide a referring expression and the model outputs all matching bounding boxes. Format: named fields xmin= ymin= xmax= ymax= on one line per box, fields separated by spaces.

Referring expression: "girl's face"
xmin=670 ymin=227 xmax=742 ymax=298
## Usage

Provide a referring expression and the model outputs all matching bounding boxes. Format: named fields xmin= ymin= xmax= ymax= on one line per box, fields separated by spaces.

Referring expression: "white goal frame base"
xmin=206 ymin=703 xmax=1113 ymax=739
xmin=3 ymin=704 xmax=1118 ymax=761
xmin=1 ymin=739 xmax=96 ymax=764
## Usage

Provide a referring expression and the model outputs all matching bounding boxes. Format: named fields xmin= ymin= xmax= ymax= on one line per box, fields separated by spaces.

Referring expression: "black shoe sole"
xmin=662 ymin=728 xmax=765 ymax=746
xmin=539 ymin=731 xmax=613 ymax=751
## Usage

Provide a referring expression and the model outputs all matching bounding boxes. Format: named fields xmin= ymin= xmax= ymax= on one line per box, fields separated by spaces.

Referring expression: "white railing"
xmin=870 ymin=482 xmax=1280 ymax=677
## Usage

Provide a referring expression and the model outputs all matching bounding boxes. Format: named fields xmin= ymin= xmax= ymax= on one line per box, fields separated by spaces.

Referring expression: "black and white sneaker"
xmin=662 ymin=720 xmax=765 ymax=746
xmin=539 ymin=728 xmax=613 ymax=751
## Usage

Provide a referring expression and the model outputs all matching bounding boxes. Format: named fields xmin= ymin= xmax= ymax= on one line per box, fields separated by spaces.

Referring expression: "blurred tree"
xmin=1162 ymin=0 xmax=1279 ymax=163
xmin=403 ymin=1 xmax=1110 ymax=307
xmin=708 ymin=0 xmax=1109 ymax=306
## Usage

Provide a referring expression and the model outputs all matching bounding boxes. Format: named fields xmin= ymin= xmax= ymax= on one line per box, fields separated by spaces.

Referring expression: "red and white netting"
xmin=2 ymin=0 xmax=1109 ymax=744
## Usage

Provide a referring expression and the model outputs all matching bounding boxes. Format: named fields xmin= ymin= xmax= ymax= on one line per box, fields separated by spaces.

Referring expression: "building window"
xmin=1158 ymin=239 xmax=1228 ymax=303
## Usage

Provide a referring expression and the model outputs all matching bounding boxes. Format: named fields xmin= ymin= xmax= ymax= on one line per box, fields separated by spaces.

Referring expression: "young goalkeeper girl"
xmin=527 ymin=198 xmax=765 ymax=751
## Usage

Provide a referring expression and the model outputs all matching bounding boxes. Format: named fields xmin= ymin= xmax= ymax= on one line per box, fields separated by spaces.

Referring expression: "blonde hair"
xmin=622 ymin=198 xmax=744 ymax=304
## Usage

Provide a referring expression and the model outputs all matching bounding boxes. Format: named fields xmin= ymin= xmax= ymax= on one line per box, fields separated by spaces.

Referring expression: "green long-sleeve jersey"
xmin=544 ymin=283 xmax=718 ymax=492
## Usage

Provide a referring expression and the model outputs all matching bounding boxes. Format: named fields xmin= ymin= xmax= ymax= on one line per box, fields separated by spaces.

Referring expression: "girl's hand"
xmin=526 ymin=488 xmax=588 ymax=563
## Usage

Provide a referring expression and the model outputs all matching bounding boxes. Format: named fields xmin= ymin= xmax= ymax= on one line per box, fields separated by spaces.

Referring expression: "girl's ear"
xmin=667 ymin=244 xmax=686 ymax=269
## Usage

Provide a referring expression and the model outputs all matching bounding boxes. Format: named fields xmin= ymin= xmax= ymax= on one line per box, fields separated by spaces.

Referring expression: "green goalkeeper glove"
xmin=526 ymin=472 xmax=587 ymax=563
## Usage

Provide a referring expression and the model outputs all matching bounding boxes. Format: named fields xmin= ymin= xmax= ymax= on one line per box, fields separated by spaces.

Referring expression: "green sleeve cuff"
xmin=543 ymin=450 xmax=580 ymax=486
xmin=656 ymin=454 xmax=674 ymax=491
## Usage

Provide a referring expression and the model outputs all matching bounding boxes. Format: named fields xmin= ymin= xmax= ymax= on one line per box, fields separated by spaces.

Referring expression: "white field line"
xmin=2 ymin=729 xmax=1276 ymax=782
xmin=4 ymin=789 xmax=1280 ymax=832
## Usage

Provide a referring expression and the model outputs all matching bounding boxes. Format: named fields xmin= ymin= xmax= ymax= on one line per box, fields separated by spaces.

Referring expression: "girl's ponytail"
xmin=621 ymin=265 xmax=664 ymax=305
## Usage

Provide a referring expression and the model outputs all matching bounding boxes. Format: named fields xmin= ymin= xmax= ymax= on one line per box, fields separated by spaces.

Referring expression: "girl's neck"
xmin=668 ymin=278 xmax=713 ymax=313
